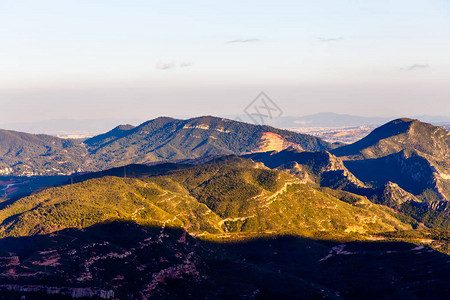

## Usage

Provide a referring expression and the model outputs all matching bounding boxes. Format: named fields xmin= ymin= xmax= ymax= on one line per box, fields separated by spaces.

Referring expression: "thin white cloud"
xmin=318 ymin=37 xmax=344 ymax=42
xmin=226 ymin=38 xmax=260 ymax=44
xmin=406 ymin=64 xmax=430 ymax=71
xmin=156 ymin=61 xmax=192 ymax=70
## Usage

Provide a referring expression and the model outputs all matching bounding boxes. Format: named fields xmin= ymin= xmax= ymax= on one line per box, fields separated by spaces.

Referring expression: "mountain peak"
xmin=115 ymin=124 xmax=135 ymax=131
xmin=392 ymin=117 xmax=416 ymax=123
xmin=332 ymin=118 xmax=449 ymax=160
xmin=84 ymin=123 xmax=136 ymax=147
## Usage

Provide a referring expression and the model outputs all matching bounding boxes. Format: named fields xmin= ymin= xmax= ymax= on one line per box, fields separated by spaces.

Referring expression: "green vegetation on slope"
xmin=0 ymin=158 xmax=410 ymax=240
xmin=0 ymin=129 xmax=88 ymax=176
xmin=84 ymin=116 xmax=335 ymax=169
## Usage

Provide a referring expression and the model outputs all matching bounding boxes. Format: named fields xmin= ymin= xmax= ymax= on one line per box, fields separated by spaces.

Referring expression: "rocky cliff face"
xmin=256 ymin=132 xmax=304 ymax=152
xmin=375 ymin=181 xmax=420 ymax=208
xmin=243 ymin=149 xmax=366 ymax=191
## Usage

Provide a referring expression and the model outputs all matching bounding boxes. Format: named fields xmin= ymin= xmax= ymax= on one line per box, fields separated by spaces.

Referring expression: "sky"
xmin=0 ymin=0 xmax=449 ymax=123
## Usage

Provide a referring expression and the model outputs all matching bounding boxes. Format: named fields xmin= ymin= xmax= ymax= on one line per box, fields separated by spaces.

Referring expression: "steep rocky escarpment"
xmin=243 ymin=149 xmax=366 ymax=192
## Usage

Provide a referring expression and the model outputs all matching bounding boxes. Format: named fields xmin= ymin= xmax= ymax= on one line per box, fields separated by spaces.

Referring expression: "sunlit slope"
xmin=0 ymin=158 xmax=410 ymax=239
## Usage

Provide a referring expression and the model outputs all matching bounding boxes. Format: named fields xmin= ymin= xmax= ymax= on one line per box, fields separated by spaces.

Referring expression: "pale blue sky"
xmin=0 ymin=0 xmax=449 ymax=122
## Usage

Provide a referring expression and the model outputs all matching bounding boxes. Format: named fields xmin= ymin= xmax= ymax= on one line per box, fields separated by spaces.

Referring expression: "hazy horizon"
xmin=1 ymin=112 xmax=449 ymax=137
xmin=1 ymin=0 xmax=449 ymax=123
xmin=1 ymin=111 xmax=450 ymax=125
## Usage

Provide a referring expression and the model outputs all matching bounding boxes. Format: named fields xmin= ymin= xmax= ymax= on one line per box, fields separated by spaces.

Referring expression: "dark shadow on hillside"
xmin=343 ymin=151 xmax=434 ymax=195
xmin=66 ymin=155 xmax=248 ymax=185
xmin=66 ymin=163 xmax=189 ymax=185
xmin=0 ymin=175 xmax=69 ymax=206
xmin=0 ymin=164 xmax=190 ymax=204
xmin=0 ymin=221 xmax=449 ymax=300
xmin=0 ymin=198 xmax=16 ymax=211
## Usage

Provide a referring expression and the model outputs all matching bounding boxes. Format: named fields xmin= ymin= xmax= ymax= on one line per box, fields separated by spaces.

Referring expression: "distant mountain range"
xmin=0 ymin=116 xmax=335 ymax=176
xmin=230 ymin=112 xmax=391 ymax=128
xmin=84 ymin=116 xmax=335 ymax=170
xmin=1 ymin=113 xmax=448 ymax=136
xmin=0 ymin=118 xmax=145 ymax=137
xmin=226 ymin=112 xmax=450 ymax=129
